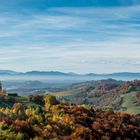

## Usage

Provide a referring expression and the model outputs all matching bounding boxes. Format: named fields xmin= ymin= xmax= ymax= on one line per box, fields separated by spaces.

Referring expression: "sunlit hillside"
xmin=0 ymin=84 xmax=140 ymax=139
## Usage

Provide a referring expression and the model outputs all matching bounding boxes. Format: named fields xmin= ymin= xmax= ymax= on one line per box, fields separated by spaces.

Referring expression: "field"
xmin=121 ymin=92 xmax=140 ymax=115
xmin=0 ymin=95 xmax=40 ymax=108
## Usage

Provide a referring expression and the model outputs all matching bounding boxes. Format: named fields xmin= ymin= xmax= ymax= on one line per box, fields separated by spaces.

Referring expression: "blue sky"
xmin=0 ymin=0 xmax=140 ymax=73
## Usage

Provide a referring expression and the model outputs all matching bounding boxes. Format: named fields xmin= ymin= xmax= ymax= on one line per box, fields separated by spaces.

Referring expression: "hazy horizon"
xmin=0 ymin=0 xmax=140 ymax=73
xmin=1 ymin=69 xmax=140 ymax=75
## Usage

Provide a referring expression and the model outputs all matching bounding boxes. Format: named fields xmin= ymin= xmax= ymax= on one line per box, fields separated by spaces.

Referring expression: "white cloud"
xmin=0 ymin=5 xmax=140 ymax=73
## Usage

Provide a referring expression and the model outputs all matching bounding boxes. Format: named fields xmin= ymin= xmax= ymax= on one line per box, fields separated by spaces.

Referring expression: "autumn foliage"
xmin=0 ymin=95 xmax=140 ymax=140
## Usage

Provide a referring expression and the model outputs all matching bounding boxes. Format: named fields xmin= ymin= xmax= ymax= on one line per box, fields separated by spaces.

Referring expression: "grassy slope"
xmin=1 ymin=92 xmax=140 ymax=115
xmin=50 ymin=90 xmax=140 ymax=115
xmin=0 ymin=95 xmax=39 ymax=108
xmin=120 ymin=92 xmax=140 ymax=115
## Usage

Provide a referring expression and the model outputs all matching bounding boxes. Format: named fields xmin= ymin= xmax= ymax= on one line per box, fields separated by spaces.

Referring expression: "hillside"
xmin=1 ymin=79 xmax=140 ymax=115
xmin=51 ymin=79 xmax=140 ymax=115
xmin=0 ymin=93 xmax=140 ymax=140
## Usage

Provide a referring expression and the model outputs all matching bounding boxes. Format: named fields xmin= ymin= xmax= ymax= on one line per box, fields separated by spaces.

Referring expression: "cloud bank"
xmin=0 ymin=1 xmax=140 ymax=73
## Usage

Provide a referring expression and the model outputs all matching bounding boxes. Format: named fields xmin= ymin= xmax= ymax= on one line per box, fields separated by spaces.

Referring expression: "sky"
xmin=0 ymin=0 xmax=140 ymax=74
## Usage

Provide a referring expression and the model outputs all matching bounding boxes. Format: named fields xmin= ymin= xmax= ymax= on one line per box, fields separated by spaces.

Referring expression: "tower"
xmin=0 ymin=81 xmax=2 ymax=92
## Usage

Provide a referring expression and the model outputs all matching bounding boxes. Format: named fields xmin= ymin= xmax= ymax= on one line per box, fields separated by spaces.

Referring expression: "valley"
xmin=1 ymin=78 xmax=140 ymax=115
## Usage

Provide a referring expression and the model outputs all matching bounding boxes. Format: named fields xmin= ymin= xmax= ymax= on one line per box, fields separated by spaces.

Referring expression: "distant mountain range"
xmin=0 ymin=70 xmax=21 ymax=75
xmin=86 ymin=72 xmax=140 ymax=78
xmin=0 ymin=70 xmax=77 ymax=76
xmin=0 ymin=70 xmax=140 ymax=78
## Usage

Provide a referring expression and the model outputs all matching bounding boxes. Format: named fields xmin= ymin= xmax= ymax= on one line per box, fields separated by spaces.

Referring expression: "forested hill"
xmin=51 ymin=79 xmax=140 ymax=115
xmin=0 ymin=93 xmax=140 ymax=139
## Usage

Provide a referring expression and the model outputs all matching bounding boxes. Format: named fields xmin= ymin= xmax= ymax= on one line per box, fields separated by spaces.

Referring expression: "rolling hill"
xmin=50 ymin=79 xmax=140 ymax=115
xmin=0 ymin=93 xmax=140 ymax=139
